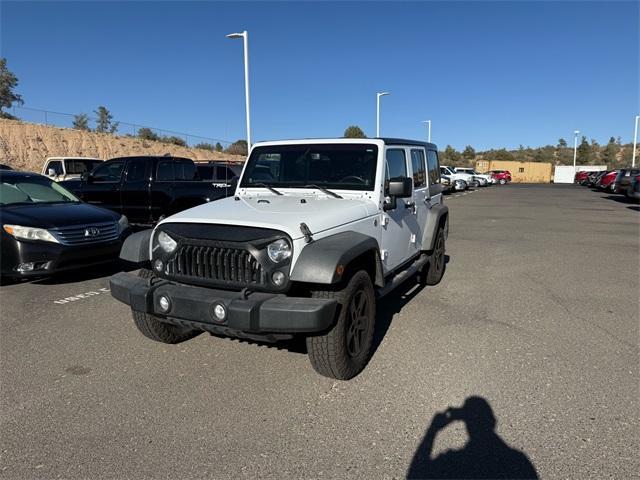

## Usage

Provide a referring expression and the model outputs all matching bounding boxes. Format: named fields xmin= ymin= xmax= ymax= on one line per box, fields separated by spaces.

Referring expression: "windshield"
xmin=0 ymin=175 xmax=80 ymax=205
xmin=240 ymin=144 xmax=378 ymax=191
xmin=65 ymin=159 xmax=102 ymax=175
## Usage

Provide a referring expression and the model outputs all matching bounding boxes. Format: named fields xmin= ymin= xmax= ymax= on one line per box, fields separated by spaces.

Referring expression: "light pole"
xmin=421 ymin=120 xmax=432 ymax=143
xmin=633 ymin=115 xmax=639 ymax=168
xmin=376 ymin=92 xmax=390 ymax=137
xmin=226 ymin=30 xmax=251 ymax=150
xmin=573 ymin=130 xmax=580 ymax=170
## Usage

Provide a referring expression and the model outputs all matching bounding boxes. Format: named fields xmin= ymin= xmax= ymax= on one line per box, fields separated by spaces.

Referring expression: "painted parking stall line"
xmin=53 ymin=287 xmax=110 ymax=305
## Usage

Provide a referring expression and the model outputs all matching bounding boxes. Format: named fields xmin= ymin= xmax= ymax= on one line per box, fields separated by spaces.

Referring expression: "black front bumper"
xmin=109 ymin=272 xmax=338 ymax=335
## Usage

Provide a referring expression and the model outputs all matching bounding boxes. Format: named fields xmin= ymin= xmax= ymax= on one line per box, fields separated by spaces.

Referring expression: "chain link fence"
xmin=10 ymin=105 xmax=234 ymax=150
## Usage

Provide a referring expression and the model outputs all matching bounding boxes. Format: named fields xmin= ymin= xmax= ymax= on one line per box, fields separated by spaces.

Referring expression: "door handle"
xmin=424 ymin=197 xmax=433 ymax=208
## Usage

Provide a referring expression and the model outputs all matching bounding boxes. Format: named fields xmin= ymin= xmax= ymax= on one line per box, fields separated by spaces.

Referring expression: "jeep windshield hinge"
xmin=300 ymin=223 xmax=313 ymax=243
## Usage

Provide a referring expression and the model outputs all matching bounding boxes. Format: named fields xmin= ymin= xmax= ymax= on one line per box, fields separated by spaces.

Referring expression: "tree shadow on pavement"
xmin=407 ymin=396 xmax=538 ymax=479
xmin=601 ymin=194 xmax=639 ymax=205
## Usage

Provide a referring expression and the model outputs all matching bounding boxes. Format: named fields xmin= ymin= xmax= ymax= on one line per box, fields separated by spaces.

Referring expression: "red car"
xmin=487 ymin=170 xmax=512 ymax=185
xmin=575 ymin=171 xmax=591 ymax=184
xmin=597 ymin=170 xmax=618 ymax=191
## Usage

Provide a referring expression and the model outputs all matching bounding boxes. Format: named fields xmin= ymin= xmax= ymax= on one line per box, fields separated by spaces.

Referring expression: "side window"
xmin=197 ymin=165 xmax=214 ymax=181
xmin=92 ymin=161 xmax=124 ymax=182
xmin=175 ymin=160 xmax=197 ymax=181
xmin=156 ymin=161 xmax=174 ymax=181
xmin=217 ymin=167 xmax=236 ymax=181
xmin=427 ymin=150 xmax=440 ymax=184
xmin=410 ymin=149 xmax=426 ymax=188
xmin=385 ymin=148 xmax=407 ymax=193
xmin=47 ymin=161 xmax=63 ymax=175
xmin=126 ymin=159 xmax=147 ymax=182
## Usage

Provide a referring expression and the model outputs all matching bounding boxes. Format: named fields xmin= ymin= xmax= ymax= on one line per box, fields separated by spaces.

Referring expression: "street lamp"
xmin=421 ymin=120 xmax=432 ymax=143
xmin=633 ymin=115 xmax=639 ymax=168
xmin=376 ymin=92 xmax=390 ymax=137
xmin=573 ymin=130 xmax=580 ymax=170
xmin=226 ymin=30 xmax=251 ymax=150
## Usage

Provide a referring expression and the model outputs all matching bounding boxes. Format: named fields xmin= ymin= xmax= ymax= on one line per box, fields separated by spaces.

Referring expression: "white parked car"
xmin=110 ymin=138 xmax=450 ymax=380
xmin=440 ymin=165 xmax=476 ymax=187
xmin=454 ymin=167 xmax=492 ymax=185
xmin=42 ymin=157 xmax=103 ymax=182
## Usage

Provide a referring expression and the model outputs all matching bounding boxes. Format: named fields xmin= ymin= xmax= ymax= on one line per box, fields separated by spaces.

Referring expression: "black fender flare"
xmin=120 ymin=229 xmax=153 ymax=263
xmin=290 ymin=231 xmax=384 ymax=287
xmin=423 ymin=204 xmax=449 ymax=252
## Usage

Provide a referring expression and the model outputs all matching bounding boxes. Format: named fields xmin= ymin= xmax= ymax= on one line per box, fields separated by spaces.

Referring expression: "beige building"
xmin=475 ymin=160 xmax=552 ymax=183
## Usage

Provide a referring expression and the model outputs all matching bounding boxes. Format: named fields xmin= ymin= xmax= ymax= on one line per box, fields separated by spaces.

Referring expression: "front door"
xmin=120 ymin=157 xmax=151 ymax=224
xmin=380 ymin=147 xmax=414 ymax=272
xmin=82 ymin=160 xmax=125 ymax=213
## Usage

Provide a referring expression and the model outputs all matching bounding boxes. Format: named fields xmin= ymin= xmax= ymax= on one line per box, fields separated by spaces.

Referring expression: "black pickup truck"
xmin=61 ymin=156 xmax=235 ymax=224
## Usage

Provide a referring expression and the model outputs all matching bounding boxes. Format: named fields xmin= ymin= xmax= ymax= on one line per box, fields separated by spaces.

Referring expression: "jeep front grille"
xmin=166 ymin=245 xmax=266 ymax=286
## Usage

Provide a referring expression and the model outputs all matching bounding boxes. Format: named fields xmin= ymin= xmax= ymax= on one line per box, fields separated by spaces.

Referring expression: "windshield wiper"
xmin=303 ymin=184 xmax=343 ymax=199
xmin=249 ymin=182 xmax=283 ymax=196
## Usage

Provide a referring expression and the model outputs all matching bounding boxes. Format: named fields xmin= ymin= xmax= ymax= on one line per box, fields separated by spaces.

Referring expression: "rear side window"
xmin=410 ymin=149 xmax=426 ymax=188
xmin=197 ymin=165 xmax=214 ymax=180
xmin=217 ymin=167 xmax=237 ymax=181
xmin=175 ymin=160 xmax=197 ymax=181
xmin=156 ymin=161 xmax=174 ymax=181
xmin=427 ymin=150 xmax=440 ymax=184
xmin=126 ymin=159 xmax=147 ymax=182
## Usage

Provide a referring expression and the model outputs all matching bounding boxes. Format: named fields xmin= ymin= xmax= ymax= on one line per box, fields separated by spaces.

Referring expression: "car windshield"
xmin=65 ymin=159 xmax=102 ymax=174
xmin=0 ymin=175 xmax=80 ymax=206
xmin=240 ymin=144 xmax=378 ymax=191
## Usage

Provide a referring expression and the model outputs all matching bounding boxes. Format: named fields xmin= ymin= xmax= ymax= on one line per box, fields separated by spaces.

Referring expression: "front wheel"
xmin=306 ymin=271 xmax=376 ymax=380
xmin=499 ymin=178 xmax=507 ymax=185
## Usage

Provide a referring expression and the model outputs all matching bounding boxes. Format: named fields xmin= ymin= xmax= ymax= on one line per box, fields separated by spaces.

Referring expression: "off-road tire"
xmin=131 ymin=269 xmax=200 ymax=344
xmin=306 ymin=270 xmax=376 ymax=380
xmin=423 ymin=227 xmax=446 ymax=286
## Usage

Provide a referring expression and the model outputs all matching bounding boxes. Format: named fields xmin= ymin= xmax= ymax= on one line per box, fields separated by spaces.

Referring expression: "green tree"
xmin=558 ymin=138 xmax=567 ymax=148
xmin=488 ymin=149 xmax=515 ymax=162
xmin=94 ymin=106 xmax=118 ymax=133
xmin=162 ymin=135 xmax=187 ymax=147
xmin=576 ymin=136 xmax=591 ymax=163
xmin=215 ymin=142 xmax=223 ymax=152
xmin=72 ymin=113 xmax=90 ymax=131
xmin=0 ymin=58 xmax=23 ymax=119
xmin=226 ymin=139 xmax=248 ymax=156
xmin=138 ymin=127 xmax=159 ymax=141
xmin=462 ymin=145 xmax=476 ymax=161
xmin=194 ymin=142 xmax=215 ymax=151
xmin=601 ymin=136 xmax=620 ymax=166
xmin=440 ymin=145 xmax=462 ymax=165
xmin=343 ymin=125 xmax=367 ymax=138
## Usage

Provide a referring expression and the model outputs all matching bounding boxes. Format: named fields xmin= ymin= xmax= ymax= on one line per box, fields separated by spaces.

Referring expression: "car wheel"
xmin=306 ymin=270 xmax=376 ymax=380
xmin=131 ymin=269 xmax=200 ymax=344
xmin=499 ymin=178 xmax=507 ymax=185
xmin=421 ymin=226 xmax=446 ymax=286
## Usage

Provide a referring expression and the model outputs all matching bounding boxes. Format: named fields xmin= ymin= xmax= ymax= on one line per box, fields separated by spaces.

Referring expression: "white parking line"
xmin=53 ymin=287 xmax=110 ymax=305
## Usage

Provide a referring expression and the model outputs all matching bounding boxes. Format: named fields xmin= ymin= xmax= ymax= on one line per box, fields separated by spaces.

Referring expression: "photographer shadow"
xmin=407 ymin=396 xmax=538 ymax=479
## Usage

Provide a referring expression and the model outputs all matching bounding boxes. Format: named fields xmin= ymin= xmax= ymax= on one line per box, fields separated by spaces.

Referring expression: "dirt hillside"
xmin=0 ymin=119 xmax=244 ymax=172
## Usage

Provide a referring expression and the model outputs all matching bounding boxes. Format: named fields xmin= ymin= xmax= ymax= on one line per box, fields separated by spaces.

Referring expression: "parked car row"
xmin=1 ymin=155 xmax=242 ymax=281
xmin=440 ymin=167 xmax=512 ymax=193
xmin=575 ymin=168 xmax=640 ymax=200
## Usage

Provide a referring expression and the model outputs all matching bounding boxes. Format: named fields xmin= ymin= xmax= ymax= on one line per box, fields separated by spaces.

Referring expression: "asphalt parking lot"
xmin=1 ymin=184 xmax=638 ymax=479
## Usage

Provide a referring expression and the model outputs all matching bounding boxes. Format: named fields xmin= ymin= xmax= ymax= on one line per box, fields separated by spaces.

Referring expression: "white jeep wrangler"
xmin=110 ymin=138 xmax=449 ymax=380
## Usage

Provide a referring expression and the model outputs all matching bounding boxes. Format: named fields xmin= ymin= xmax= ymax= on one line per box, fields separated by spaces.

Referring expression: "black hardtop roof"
xmin=379 ymin=138 xmax=438 ymax=149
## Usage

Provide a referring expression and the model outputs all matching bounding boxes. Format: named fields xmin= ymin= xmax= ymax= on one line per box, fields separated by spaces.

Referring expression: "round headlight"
xmin=267 ymin=239 xmax=291 ymax=263
xmin=157 ymin=231 xmax=177 ymax=253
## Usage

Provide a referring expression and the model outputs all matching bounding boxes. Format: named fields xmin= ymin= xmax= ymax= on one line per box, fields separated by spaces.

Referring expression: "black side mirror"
xmin=81 ymin=172 xmax=93 ymax=183
xmin=388 ymin=177 xmax=413 ymax=198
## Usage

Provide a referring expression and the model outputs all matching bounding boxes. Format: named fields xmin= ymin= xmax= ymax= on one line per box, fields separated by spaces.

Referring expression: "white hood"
xmin=159 ymin=193 xmax=377 ymax=240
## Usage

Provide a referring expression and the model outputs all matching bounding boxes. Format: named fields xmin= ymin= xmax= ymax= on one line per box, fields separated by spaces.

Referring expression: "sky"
xmin=1 ymin=1 xmax=638 ymax=150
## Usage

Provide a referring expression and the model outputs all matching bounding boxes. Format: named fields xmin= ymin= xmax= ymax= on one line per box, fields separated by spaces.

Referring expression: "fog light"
xmin=154 ymin=259 xmax=164 ymax=271
xmin=15 ymin=262 xmax=35 ymax=272
xmin=158 ymin=295 xmax=171 ymax=313
xmin=212 ymin=303 xmax=227 ymax=322
xmin=272 ymin=271 xmax=286 ymax=286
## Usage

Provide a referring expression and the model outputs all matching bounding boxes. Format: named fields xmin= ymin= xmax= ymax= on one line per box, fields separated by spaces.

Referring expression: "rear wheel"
xmin=306 ymin=270 xmax=376 ymax=380
xmin=499 ymin=178 xmax=507 ymax=185
xmin=131 ymin=269 xmax=200 ymax=344
xmin=421 ymin=226 xmax=446 ymax=286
